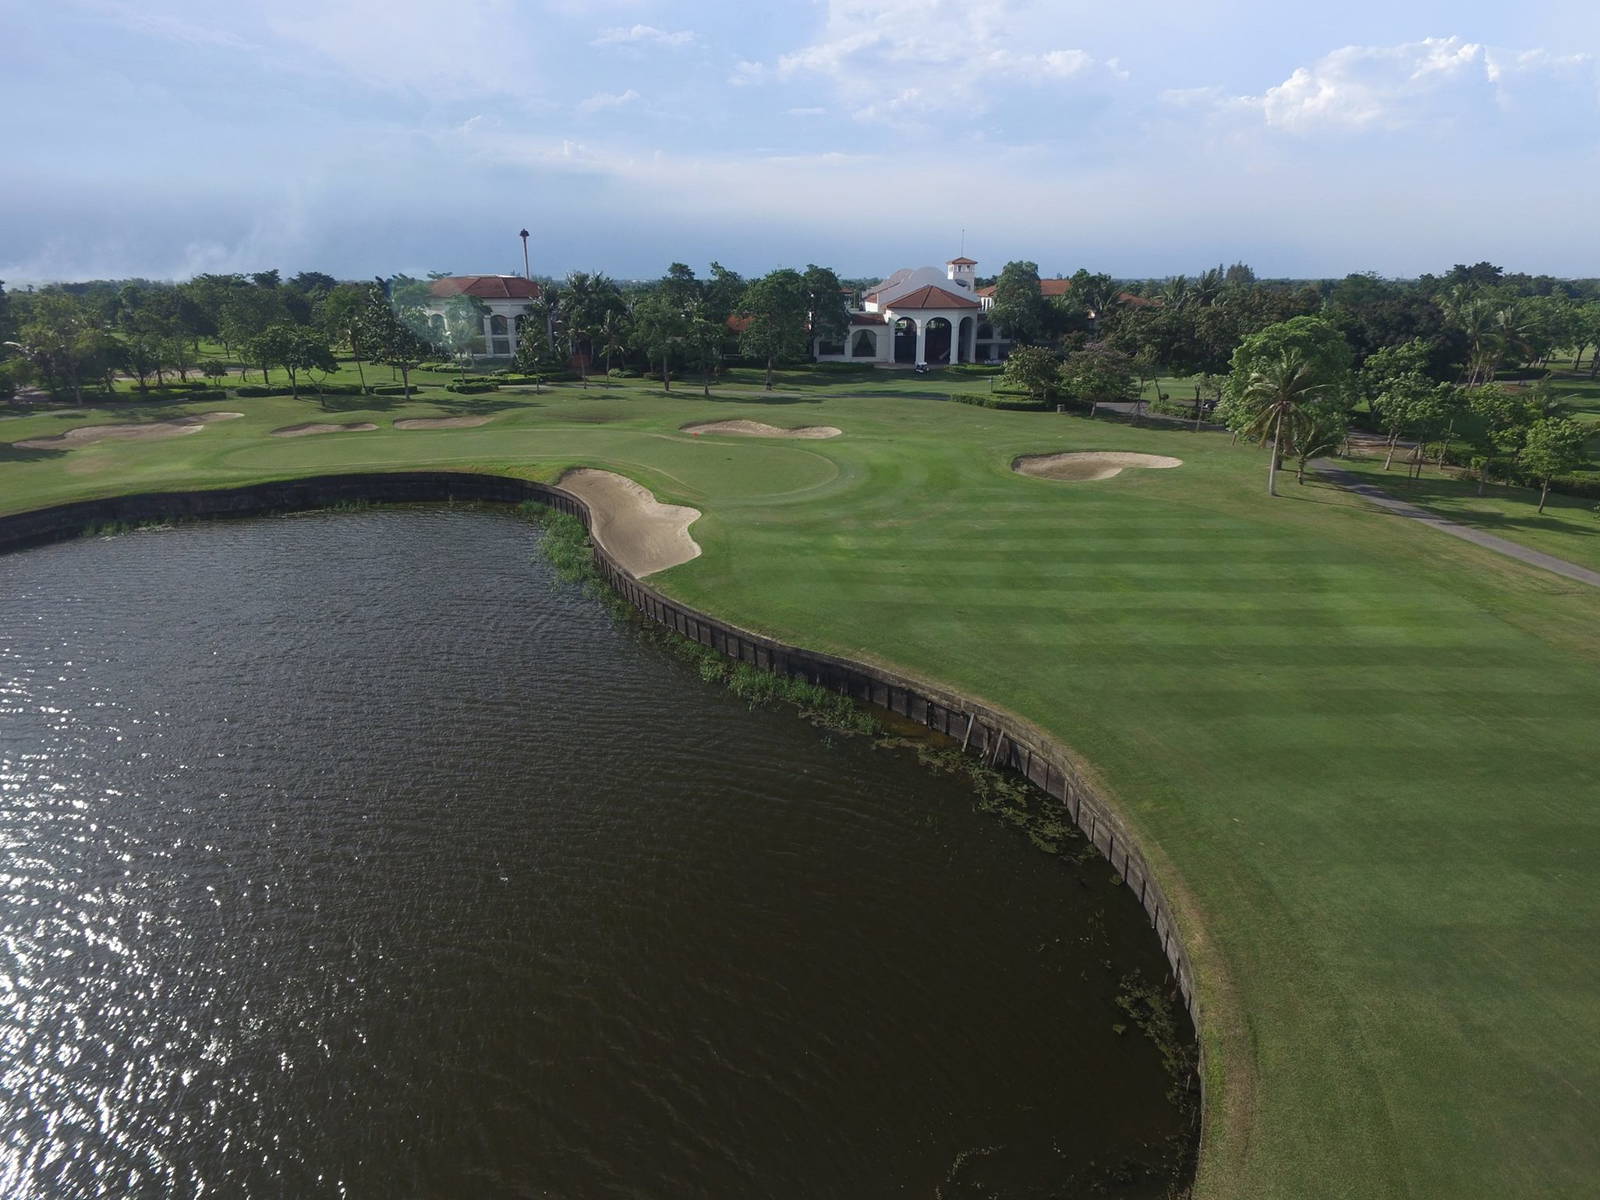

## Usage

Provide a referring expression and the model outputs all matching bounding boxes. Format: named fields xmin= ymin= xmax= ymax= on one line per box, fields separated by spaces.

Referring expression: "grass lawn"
xmin=1331 ymin=452 xmax=1600 ymax=575
xmin=4 ymin=371 xmax=1600 ymax=1198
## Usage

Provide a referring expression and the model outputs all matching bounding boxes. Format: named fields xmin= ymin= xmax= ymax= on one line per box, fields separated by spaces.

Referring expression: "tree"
xmin=5 ymin=291 xmax=118 ymax=405
xmin=629 ymin=293 xmax=689 ymax=391
xmin=362 ymin=280 xmax=436 ymax=399
xmin=318 ymin=283 xmax=371 ymax=393
xmin=660 ymin=263 xmax=700 ymax=311
xmin=1060 ymin=343 xmax=1136 ymax=408
xmin=1518 ymin=418 xmax=1588 ymax=513
xmin=560 ymin=272 xmax=626 ymax=386
xmin=1291 ymin=397 xmax=1351 ymax=484
xmin=1224 ymin=351 xmax=1334 ymax=497
xmin=737 ymin=269 xmax=809 ymax=390
xmin=218 ymin=287 xmax=287 ymax=379
xmin=703 ymin=262 xmax=745 ymax=325
xmin=1376 ymin=378 xmax=1460 ymax=477
xmin=1226 ymin=316 xmax=1355 ymax=402
xmin=288 ymin=270 xmax=337 ymax=299
xmin=269 ymin=323 xmax=338 ymax=403
xmin=989 ymin=261 xmax=1050 ymax=347
xmin=121 ymin=310 xmax=174 ymax=393
xmin=802 ymin=264 xmax=851 ymax=353
xmin=598 ymin=308 xmax=629 ymax=380
xmin=438 ymin=293 xmax=487 ymax=377
xmin=686 ymin=302 xmax=726 ymax=398
xmin=999 ymin=344 xmax=1060 ymax=404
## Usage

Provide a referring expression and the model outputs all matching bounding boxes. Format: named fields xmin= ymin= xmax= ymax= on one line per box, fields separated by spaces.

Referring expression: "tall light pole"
xmin=518 ymin=229 xmax=531 ymax=280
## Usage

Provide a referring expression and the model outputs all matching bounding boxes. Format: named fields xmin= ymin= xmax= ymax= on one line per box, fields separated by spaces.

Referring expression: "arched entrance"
xmin=851 ymin=329 xmax=878 ymax=358
xmin=894 ymin=318 xmax=918 ymax=364
xmin=923 ymin=317 xmax=952 ymax=365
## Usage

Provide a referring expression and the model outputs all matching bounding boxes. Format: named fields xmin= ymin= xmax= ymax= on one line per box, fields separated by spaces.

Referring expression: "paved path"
xmin=1313 ymin=460 xmax=1600 ymax=589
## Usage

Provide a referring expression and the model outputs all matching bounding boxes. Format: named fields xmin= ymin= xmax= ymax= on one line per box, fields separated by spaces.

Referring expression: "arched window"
xmin=851 ymin=330 xmax=877 ymax=357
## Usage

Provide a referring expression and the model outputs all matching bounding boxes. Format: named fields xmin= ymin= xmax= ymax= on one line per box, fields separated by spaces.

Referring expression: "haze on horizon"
xmin=5 ymin=0 xmax=1599 ymax=285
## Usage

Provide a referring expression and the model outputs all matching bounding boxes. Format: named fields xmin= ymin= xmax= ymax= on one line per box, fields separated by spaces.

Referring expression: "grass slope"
xmin=4 ymin=370 xmax=1600 ymax=1198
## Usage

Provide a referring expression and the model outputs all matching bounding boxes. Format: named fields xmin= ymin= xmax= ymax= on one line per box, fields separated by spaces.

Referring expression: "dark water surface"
xmin=0 ymin=508 xmax=1191 ymax=1199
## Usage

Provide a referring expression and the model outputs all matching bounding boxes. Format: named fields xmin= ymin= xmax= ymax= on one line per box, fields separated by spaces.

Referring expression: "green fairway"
xmin=4 ymin=371 xmax=1600 ymax=1198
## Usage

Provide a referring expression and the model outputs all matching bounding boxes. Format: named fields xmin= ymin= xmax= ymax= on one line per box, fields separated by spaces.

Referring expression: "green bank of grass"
xmin=4 ymin=373 xmax=1600 ymax=1198
xmin=1331 ymin=453 xmax=1600 ymax=575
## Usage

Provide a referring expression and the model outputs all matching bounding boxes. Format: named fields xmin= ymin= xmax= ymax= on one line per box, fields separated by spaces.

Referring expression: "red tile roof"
xmin=428 ymin=275 xmax=542 ymax=300
xmin=885 ymin=284 xmax=980 ymax=310
xmin=946 ymin=256 xmax=978 ymax=265
xmin=850 ymin=312 xmax=887 ymax=325
xmin=1039 ymin=278 xmax=1072 ymax=298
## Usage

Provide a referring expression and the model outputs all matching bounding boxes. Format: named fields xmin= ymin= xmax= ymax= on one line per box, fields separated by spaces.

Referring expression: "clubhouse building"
xmin=813 ymin=258 xmax=1001 ymax=367
xmin=425 ymin=275 xmax=541 ymax=358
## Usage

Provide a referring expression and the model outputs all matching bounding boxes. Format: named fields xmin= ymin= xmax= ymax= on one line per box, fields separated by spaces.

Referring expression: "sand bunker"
xmin=393 ymin=416 xmax=493 ymax=429
xmin=1013 ymin=451 xmax=1183 ymax=482
xmin=270 ymin=422 xmax=378 ymax=438
xmin=15 ymin=411 xmax=243 ymax=449
xmin=681 ymin=420 xmax=841 ymax=440
xmin=557 ymin=468 xmax=702 ymax=578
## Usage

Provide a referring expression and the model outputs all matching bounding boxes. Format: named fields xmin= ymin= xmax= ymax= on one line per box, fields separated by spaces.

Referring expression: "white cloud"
xmin=760 ymin=0 xmax=1120 ymax=126
xmin=729 ymin=60 xmax=766 ymax=86
xmin=1193 ymin=37 xmax=1598 ymax=135
xmin=577 ymin=88 xmax=641 ymax=114
xmin=592 ymin=24 xmax=696 ymax=48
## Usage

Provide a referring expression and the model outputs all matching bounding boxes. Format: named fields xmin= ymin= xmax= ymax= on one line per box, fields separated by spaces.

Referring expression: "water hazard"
xmin=0 ymin=507 xmax=1194 ymax=1198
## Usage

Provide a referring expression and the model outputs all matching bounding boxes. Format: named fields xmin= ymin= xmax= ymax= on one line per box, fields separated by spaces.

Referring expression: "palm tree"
xmin=1236 ymin=351 xmax=1330 ymax=497
xmin=1442 ymin=290 xmax=1498 ymax=385
xmin=599 ymin=309 xmax=629 ymax=385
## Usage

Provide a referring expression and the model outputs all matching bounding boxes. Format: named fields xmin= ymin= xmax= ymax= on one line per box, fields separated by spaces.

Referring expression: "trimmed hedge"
xmin=446 ymin=381 xmax=499 ymax=395
xmin=948 ymin=392 xmax=1052 ymax=412
xmin=235 ymin=382 xmax=364 ymax=398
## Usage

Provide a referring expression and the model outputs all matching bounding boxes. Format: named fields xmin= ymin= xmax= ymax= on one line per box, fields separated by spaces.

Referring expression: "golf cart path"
xmin=1313 ymin=459 xmax=1600 ymax=590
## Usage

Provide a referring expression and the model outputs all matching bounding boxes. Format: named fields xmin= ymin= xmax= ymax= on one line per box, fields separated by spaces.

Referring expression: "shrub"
xmin=1149 ymin=398 xmax=1200 ymax=420
xmin=607 ymin=367 xmax=641 ymax=378
xmin=371 ymin=383 xmax=427 ymax=396
xmin=446 ymin=381 xmax=499 ymax=394
xmin=235 ymin=382 xmax=363 ymax=397
xmin=947 ymin=393 xmax=1051 ymax=412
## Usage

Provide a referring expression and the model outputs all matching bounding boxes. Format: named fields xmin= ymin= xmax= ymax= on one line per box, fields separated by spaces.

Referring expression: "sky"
xmin=4 ymin=0 xmax=1599 ymax=283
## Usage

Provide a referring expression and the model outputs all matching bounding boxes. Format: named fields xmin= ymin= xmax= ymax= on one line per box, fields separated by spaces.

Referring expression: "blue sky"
xmin=5 ymin=0 xmax=1598 ymax=282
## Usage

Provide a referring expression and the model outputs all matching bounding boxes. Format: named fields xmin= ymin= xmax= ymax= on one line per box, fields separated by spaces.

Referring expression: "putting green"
xmin=4 ymin=374 xmax=1599 ymax=1199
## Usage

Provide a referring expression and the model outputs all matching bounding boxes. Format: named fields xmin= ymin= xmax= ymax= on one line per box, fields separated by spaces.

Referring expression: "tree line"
xmin=0 ymin=261 xmax=857 ymax=404
xmin=981 ymin=258 xmax=1598 ymax=511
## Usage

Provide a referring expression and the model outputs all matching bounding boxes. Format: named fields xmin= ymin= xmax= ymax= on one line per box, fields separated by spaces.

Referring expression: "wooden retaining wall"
xmin=0 ymin=472 xmax=1199 ymax=1023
